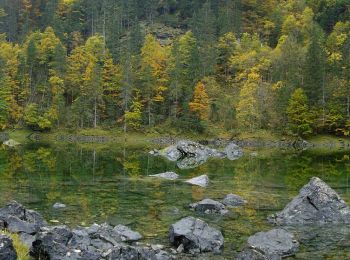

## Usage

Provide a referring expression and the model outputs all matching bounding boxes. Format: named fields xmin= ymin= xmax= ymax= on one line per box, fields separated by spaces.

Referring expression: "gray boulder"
xmin=268 ymin=177 xmax=350 ymax=225
xmin=246 ymin=229 xmax=299 ymax=258
xmin=113 ymin=225 xmax=143 ymax=242
xmin=31 ymin=223 xmax=172 ymax=260
xmin=103 ymin=244 xmax=174 ymax=260
xmin=222 ymin=194 xmax=247 ymax=207
xmin=149 ymin=172 xmax=179 ymax=180
xmin=159 ymin=140 xmax=225 ymax=169
xmin=189 ymin=199 xmax=228 ymax=215
xmin=236 ymin=247 xmax=278 ymax=260
xmin=0 ymin=201 xmax=47 ymax=235
xmin=184 ymin=175 xmax=209 ymax=188
xmin=169 ymin=216 xmax=224 ymax=253
xmin=225 ymin=143 xmax=243 ymax=160
xmin=0 ymin=234 xmax=17 ymax=260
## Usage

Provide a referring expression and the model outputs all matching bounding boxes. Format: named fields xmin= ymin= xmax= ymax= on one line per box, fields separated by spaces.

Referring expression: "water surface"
xmin=1 ymin=141 xmax=350 ymax=259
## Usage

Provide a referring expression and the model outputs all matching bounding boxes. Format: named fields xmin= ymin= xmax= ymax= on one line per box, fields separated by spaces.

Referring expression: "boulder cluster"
xmin=152 ymin=140 xmax=243 ymax=169
xmin=2 ymin=160 xmax=350 ymax=259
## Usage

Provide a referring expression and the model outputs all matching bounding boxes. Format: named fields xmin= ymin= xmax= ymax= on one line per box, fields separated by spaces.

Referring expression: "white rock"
xmin=185 ymin=175 xmax=209 ymax=187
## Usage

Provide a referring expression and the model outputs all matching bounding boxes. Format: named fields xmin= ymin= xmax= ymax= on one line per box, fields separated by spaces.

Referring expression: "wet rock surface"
xmin=0 ymin=234 xmax=17 ymax=260
xmin=169 ymin=216 xmax=224 ymax=254
xmin=149 ymin=172 xmax=179 ymax=180
xmin=184 ymin=175 xmax=209 ymax=187
xmin=0 ymin=201 xmax=47 ymax=235
xmin=30 ymin=223 xmax=172 ymax=260
xmin=156 ymin=140 xmax=241 ymax=169
xmin=268 ymin=177 xmax=350 ymax=225
xmin=246 ymin=228 xmax=299 ymax=257
xmin=222 ymin=194 xmax=247 ymax=207
xmin=189 ymin=199 xmax=228 ymax=215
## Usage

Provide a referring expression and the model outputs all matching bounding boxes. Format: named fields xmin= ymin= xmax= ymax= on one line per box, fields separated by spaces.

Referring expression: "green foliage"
xmin=125 ymin=91 xmax=143 ymax=131
xmin=0 ymin=1 xmax=349 ymax=136
xmin=287 ymin=88 xmax=314 ymax=136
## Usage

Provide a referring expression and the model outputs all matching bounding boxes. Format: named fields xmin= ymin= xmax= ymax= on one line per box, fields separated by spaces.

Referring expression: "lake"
xmin=1 ymin=141 xmax=350 ymax=259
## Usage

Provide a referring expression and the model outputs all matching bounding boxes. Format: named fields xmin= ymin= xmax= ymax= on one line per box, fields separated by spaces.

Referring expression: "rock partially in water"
xmin=246 ymin=228 xmax=299 ymax=258
xmin=0 ymin=234 xmax=17 ymax=260
xmin=222 ymin=194 xmax=247 ymax=207
xmin=149 ymin=172 xmax=179 ymax=180
xmin=184 ymin=175 xmax=209 ymax=188
xmin=53 ymin=203 xmax=67 ymax=209
xmin=169 ymin=216 xmax=224 ymax=254
xmin=158 ymin=140 xmax=227 ymax=169
xmin=31 ymin=223 xmax=172 ymax=260
xmin=189 ymin=199 xmax=228 ymax=215
xmin=2 ymin=139 xmax=20 ymax=147
xmin=113 ymin=225 xmax=143 ymax=242
xmin=236 ymin=247 xmax=277 ymax=260
xmin=159 ymin=145 xmax=182 ymax=161
xmin=103 ymin=244 xmax=174 ymax=260
xmin=224 ymin=143 xmax=243 ymax=160
xmin=0 ymin=201 xmax=47 ymax=235
xmin=268 ymin=177 xmax=350 ymax=225
xmin=176 ymin=156 xmax=207 ymax=169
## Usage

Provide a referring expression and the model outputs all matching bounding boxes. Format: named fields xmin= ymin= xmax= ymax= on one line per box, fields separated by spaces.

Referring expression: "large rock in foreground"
xmin=0 ymin=234 xmax=17 ymax=260
xmin=268 ymin=177 xmax=350 ymax=225
xmin=249 ymin=229 xmax=298 ymax=257
xmin=31 ymin=223 xmax=171 ymax=260
xmin=0 ymin=201 xmax=47 ymax=235
xmin=169 ymin=216 xmax=224 ymax=254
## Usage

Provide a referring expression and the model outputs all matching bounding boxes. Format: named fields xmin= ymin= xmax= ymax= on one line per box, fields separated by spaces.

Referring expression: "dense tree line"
xmin=0 ymin=0 xmax=349 ymax=136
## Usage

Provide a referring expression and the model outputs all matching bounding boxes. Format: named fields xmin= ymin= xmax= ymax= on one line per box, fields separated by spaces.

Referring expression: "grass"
xmin=0 ymin=231 xmax=30 ymax=260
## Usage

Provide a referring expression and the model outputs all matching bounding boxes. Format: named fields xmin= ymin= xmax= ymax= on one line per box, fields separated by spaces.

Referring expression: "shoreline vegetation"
xmin=2 ymin=128 xmax=350 ymax=153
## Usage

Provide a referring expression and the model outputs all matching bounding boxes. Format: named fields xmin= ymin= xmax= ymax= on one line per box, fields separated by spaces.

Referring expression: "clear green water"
xmin=1 ymin=141 xmax=350 ymax=259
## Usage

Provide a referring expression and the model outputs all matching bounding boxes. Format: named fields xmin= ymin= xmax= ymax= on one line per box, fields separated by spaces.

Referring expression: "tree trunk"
xmin=94 ymin=98 xmax=97 ymax=128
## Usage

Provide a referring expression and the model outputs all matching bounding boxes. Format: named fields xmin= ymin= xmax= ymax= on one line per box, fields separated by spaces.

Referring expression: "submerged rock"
xmin=189 ymin=199 xmax=228 ymax=215
xmin=2 ymin=139 xmax=20 ymax=147
xmin=246 ymin=229 xmax=299 ymax=258
xmin=224 ymin=143 xmax=243 ymax=160
xmin=169 ymin=216 xmax=224 ymax=254
xmin=0 ymin=201 xmax=47 ymax=235
xmin=0 ymin=234 xmax=17 ymax=260
xmin=222 ymin=194 xmax=247 ymax=207
xmin=268 ymin=177 xmax=350 ymax=225
xmin=53 ymin=203 xmax=67 ymax=209
xmin=184 ymin=175 xmax=209 ymax=187
xmin=149 ymin=172 xmax=179 ymax=180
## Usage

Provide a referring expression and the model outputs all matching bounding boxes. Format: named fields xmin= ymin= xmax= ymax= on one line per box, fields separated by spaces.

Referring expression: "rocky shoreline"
xmin=1 ymin=176 xmax=350 ymax=259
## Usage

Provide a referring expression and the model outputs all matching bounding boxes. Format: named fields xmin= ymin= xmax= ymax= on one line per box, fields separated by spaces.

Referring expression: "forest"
xmin=0 ymin=0 xmax=349 ymax=136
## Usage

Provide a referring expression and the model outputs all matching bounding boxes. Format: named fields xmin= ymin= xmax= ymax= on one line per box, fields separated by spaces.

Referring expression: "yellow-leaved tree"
xmin=140 ymin=34 xmax=168 ymax=126
xmin=189 ymin=81 xmax=210 ymax=121
xmin=236 ymin=71 xmax=261 ymax=131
